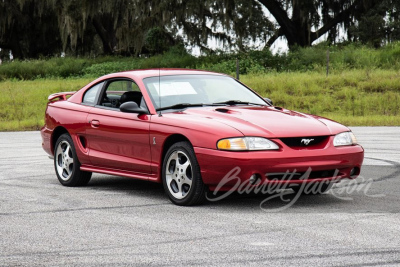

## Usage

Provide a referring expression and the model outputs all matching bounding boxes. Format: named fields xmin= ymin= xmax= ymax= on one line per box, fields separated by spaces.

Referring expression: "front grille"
xmin=266 ymin=169 xmax=339 ymax=181
xmin=280 ymin=136 xmax=328 ymax=148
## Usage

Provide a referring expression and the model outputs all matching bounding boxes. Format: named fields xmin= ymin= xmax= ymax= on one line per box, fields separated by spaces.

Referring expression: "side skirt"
xmin=80 ymin=165 xmax=160 ymax=182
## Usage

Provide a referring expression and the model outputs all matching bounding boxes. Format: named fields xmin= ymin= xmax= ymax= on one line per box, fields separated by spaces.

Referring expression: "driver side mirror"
xmin=264 ymin=98 xmax=273 ymax=105
xmin=120 ymin=101 xmax=146 ymax=114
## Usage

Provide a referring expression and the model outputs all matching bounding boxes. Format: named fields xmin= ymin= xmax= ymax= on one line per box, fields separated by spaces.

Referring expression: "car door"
xmin=85 ymin=79 xmax=152 ymax=174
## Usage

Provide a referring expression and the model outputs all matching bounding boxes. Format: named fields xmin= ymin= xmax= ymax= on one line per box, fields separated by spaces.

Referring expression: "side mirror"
xmin=264 ymin=98 xmax=273 ymax=105
xmin=120 ymin=101 xmax=146 ymax=114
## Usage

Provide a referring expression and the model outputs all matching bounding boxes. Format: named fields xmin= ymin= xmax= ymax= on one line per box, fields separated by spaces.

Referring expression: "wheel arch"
xmin=160 ymin=134 xmax=192 ymax=178
xmin=160 ymin=134 xmax=207 ymax=205
xmin=51 ymin=126 xmax=70 ymax=154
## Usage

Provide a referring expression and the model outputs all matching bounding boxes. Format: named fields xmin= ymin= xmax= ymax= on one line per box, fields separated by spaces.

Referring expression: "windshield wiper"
xmin=156 ymin=101 xmax=266 ymax=111
xmin=156 ymin=103 xmax=205 ymax=111
xmin=212 ymin=100 xmax=266 ymax=106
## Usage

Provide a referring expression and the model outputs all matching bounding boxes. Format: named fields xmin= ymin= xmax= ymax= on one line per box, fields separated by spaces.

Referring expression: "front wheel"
xmin=54 ymin=133 xmax=92 ymax=187
xmin=162 ymin=141 xmax=206 ymax=206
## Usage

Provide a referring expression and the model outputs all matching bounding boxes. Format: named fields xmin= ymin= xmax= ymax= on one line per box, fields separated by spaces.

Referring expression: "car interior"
xmin=99 ymin=80 xmax=147 ymax=110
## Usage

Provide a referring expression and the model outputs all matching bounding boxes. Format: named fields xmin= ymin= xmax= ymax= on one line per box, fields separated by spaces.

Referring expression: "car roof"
xmin=101 ymin=68 xmax=227 ymax=80
xmin=67 ymin=68 xmax=231 ymax=107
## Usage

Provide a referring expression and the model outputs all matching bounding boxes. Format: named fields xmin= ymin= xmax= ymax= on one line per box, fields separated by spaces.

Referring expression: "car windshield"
xmin=142 ymin=74 xmax=267 ymax=110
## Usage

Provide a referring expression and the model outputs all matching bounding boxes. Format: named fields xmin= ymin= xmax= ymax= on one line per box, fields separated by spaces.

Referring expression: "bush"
xmin=3 ymin=42 xmax=400 ymax=80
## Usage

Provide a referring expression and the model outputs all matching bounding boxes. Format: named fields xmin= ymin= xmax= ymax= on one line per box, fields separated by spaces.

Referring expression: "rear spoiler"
xmin=48 ymin=91 xmax=76 ymax=102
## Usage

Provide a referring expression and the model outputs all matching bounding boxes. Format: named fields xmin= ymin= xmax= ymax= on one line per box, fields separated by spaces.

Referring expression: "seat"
xmin=120 ymin=91 xmax=142 ymax=106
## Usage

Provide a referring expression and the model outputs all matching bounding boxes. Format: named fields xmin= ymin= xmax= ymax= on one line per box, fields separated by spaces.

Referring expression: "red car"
xmin=41 ymin=69 xmax=364 ymax=205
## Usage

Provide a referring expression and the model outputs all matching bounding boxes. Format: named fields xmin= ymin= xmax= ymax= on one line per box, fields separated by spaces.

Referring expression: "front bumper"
xmin=195 ymin=144 xmax=364 ymax=191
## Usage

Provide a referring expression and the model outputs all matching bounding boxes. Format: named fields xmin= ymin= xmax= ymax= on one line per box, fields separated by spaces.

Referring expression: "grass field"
xmin=0 ymin=69 xmax=399 ymax=131
xmin=0 ymin=78 xmax=92 ymax=131
xmin=242 ymin=69 xmax=400 ymax=126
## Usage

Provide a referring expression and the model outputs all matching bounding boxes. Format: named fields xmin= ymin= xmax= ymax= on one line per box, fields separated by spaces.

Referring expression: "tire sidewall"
xmin=54 ymin=133 xmax=80 ymax=186
xmin=162 ymin=142 xmax=203 ymax=205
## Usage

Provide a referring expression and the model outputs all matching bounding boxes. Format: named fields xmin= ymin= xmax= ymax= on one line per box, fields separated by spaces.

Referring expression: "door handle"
xmin=90 ymin=119 xmax=100 ymax=127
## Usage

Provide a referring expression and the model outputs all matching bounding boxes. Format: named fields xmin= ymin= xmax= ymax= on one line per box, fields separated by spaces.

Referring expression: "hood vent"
xmin=214 ymin=108 xmax=240 ymax=114
xmin=215 ymin=108 xmax=230 ymax=113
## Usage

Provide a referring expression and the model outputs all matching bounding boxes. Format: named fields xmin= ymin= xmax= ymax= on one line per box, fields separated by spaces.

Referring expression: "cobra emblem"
xmin=301 ymin=138 xmax=314 ymax=145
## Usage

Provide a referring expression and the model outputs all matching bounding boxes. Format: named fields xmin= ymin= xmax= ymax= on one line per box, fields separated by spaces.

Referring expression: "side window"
xmin=105 ymin=80 xmax=140 ymax=95
xmin=100 ymin=80 xmax=143 ymax=109
xmin=82 ymin=82 xmax=104 ymax=105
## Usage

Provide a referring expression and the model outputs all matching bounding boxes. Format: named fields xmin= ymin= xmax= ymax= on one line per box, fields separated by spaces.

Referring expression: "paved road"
xmin=0 ymin=127 xmax=399 ymax=266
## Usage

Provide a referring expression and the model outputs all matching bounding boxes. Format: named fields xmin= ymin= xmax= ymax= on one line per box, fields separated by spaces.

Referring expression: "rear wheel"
xmin=162 ymin=141 xmax=206 ymax=206
xmin=54 ymin=133 xmax=92 ymax=186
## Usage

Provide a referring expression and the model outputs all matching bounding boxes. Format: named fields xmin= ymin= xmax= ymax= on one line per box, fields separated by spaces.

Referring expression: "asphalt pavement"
xmin=0 ymin=127 xmax=399 ymax=266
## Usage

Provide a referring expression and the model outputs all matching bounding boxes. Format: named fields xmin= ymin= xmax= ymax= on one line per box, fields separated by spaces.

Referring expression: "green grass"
xmin=1 ymin=69 xmax=399 ymax=131
xmin=0 ymin=78 xmax=92 ymax=131
xmin=2 ymin=43 xmax=400 ymax=130
xmin=241 ymin=69 xmax=400 ymax=126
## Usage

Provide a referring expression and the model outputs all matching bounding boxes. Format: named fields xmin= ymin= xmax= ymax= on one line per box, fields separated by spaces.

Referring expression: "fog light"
xmin=249 ymin=174 xmax=261 ymax=185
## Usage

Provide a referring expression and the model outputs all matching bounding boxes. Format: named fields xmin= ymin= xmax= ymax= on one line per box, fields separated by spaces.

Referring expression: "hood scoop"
xmin=215 ymin=108 xmax=240 ymax=114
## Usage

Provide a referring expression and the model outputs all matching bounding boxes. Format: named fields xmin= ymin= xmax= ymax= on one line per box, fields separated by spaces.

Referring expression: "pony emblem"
xmin=301 ymin=138 xmax=314 ymax=145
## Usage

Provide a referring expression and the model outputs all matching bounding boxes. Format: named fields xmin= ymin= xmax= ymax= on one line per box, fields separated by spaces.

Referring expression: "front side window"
xmin=99 ymin=80 xmax=144 ymax=109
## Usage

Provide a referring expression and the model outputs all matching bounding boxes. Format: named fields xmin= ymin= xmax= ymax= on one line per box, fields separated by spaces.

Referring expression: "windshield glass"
xmin=142 ymin=74 xmax=267 ymax=109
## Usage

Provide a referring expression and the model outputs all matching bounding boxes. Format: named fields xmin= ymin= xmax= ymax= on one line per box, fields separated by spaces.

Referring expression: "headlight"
xmin=333 ymin=132 xmax=358 ymax=147
xmin=217 ymin=137 xmax=279 ymax=151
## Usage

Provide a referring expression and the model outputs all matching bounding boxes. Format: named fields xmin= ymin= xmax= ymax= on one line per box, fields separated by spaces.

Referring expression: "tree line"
xmin=1 ymin=0 xmax=400 ymax=60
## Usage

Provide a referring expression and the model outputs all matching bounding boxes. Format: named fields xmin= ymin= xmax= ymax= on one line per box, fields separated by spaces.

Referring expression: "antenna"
xmin=158 ymin=67 xmax=162 ymax=117
xmin=158 ymin=36 xmax=162 ymax=117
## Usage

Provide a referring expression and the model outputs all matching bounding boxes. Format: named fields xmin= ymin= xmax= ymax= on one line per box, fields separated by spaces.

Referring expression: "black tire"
xmin=292 ymin=182 xmax=333 ymax=195
xmin=162 ymin=141 xmax=207 ymax=206
xmin=54 ymin=133 xmax=92 ymax=187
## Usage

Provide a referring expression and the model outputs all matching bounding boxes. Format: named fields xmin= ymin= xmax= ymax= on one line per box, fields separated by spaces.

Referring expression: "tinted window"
xmin=83 ymin=82 xmax=104 ymax=104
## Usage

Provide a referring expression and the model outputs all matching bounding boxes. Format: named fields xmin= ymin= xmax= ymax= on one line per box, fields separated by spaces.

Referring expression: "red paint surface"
xmin=41 ymin=69 xmax=364 ymax=189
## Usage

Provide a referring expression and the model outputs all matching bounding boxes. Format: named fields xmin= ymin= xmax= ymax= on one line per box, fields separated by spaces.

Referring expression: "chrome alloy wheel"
xmin=165 ymin=150 xmax=193 ymax=199
xmin=55 ymin=140 xmax=74 ymax=181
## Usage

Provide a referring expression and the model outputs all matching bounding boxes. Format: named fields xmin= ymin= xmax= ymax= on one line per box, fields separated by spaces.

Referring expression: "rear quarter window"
xmin=83 ymin=82 xmax=104 ymax=104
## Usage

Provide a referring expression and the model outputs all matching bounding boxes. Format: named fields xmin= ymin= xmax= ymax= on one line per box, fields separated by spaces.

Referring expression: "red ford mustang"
xmin=41 ymin=69 xmax=364 ymax=205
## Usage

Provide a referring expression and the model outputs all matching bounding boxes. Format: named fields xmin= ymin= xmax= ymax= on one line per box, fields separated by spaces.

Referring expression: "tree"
xmin=142 ymin=0 xmax=383 ymax=50
xmin=53 ymin=0 xmax=275 ymax=55
xmin=0 ymin=0 xmax=61 ymax=59
xmin=1 ymin=0 xmax=396 ymax=59
xmin=349 ymin=0 xmax=400 ymax=47
xmin=258 ymin=0 xmax=379 ymax=48
xmin=133 ymin=0 xmax=274 ymax=53
xmin=52 ymin=0 xmax=171 ymax=56
xmin=144 ymin=27 xmax=178 ymax=56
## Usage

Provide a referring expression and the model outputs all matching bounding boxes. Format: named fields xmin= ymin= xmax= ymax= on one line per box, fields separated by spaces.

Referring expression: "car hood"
xmin=176 ymin=106 xmax=349 ymax=138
